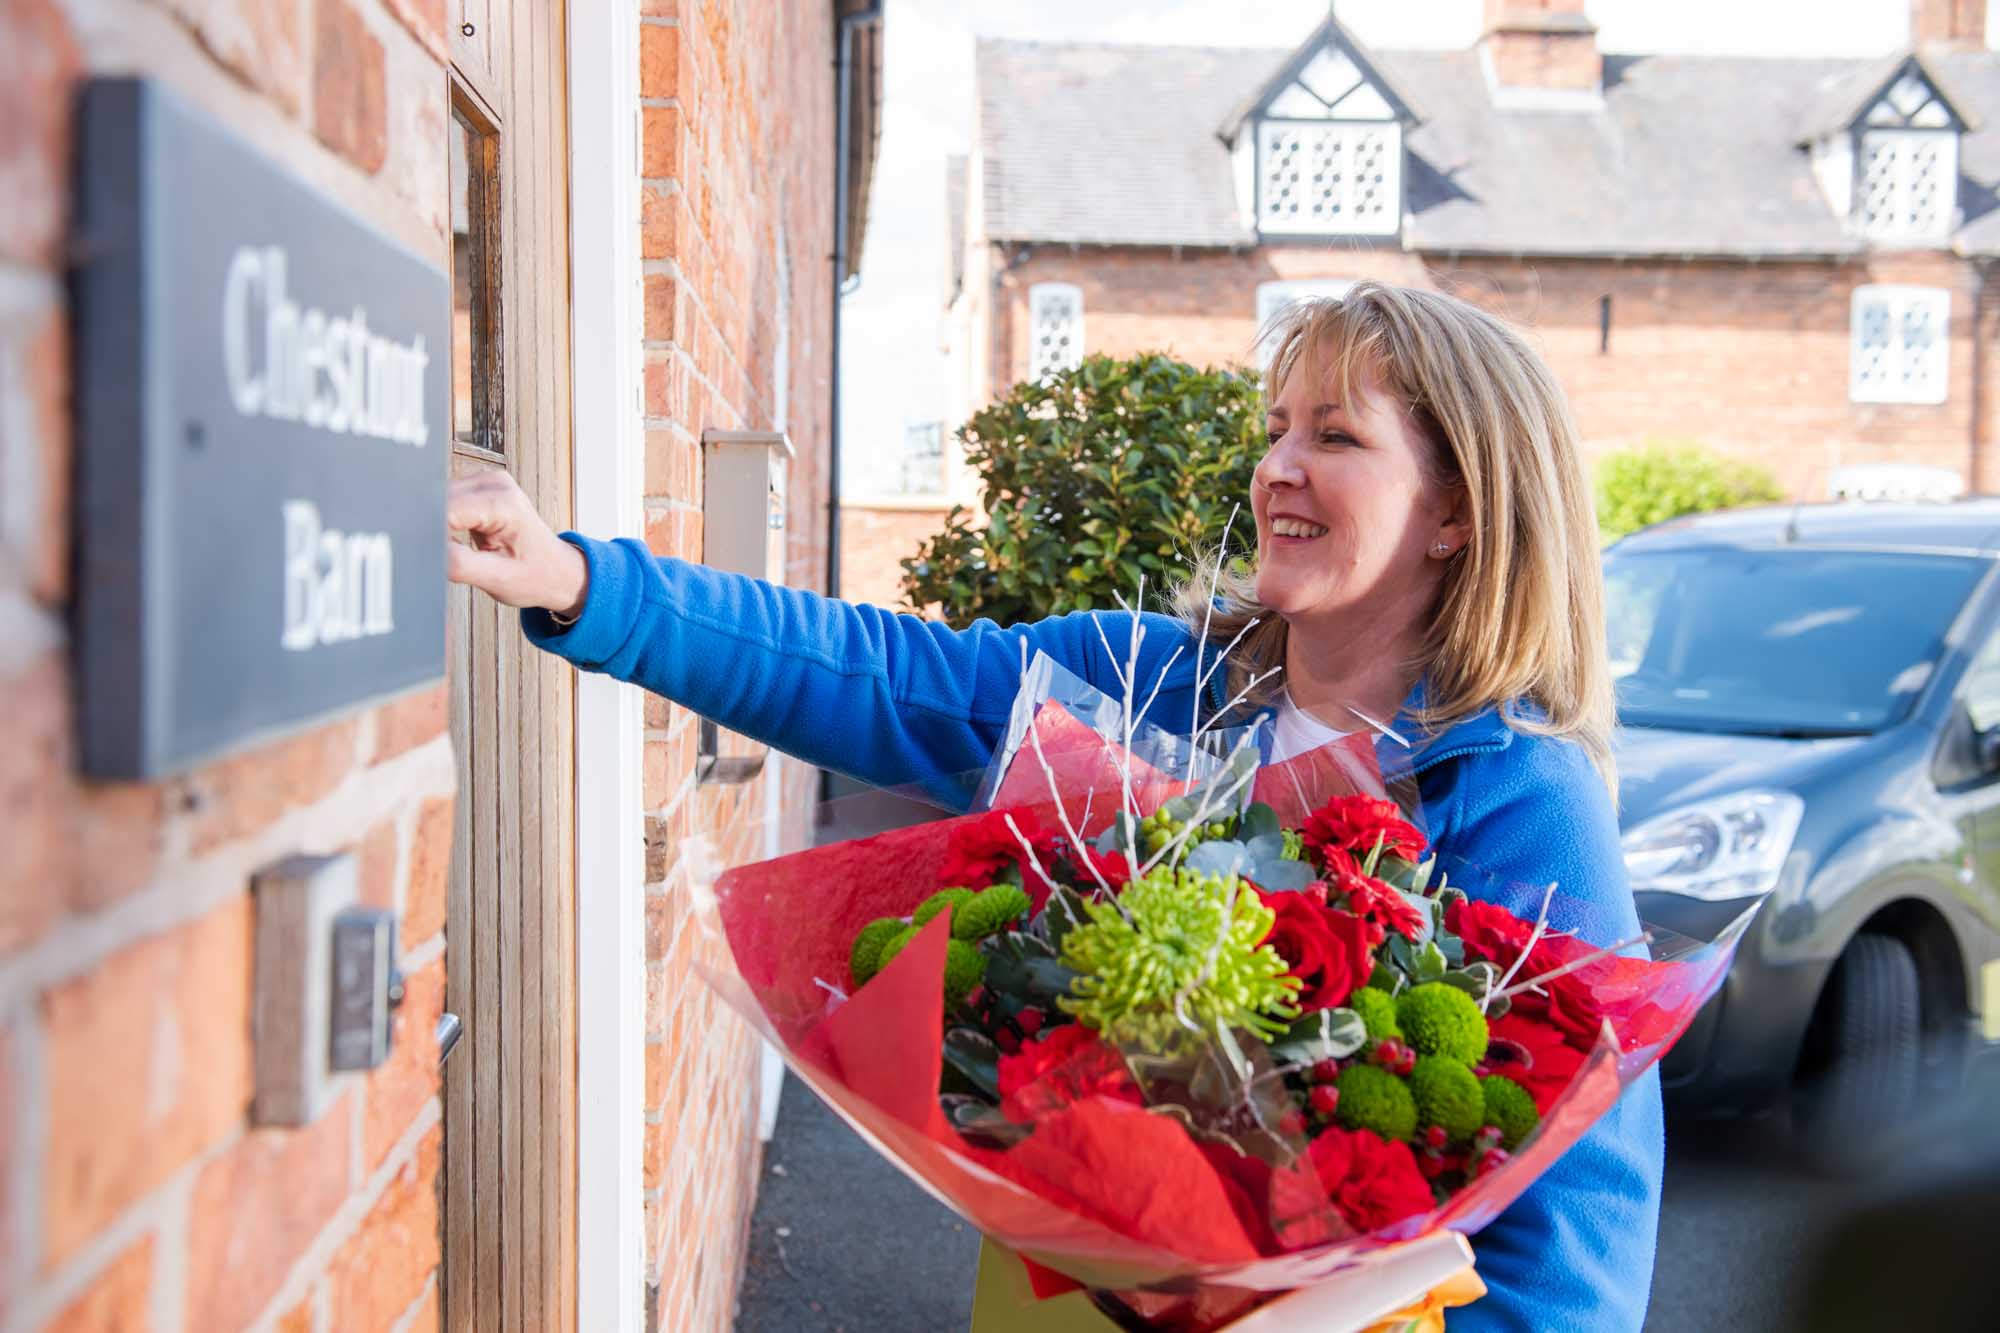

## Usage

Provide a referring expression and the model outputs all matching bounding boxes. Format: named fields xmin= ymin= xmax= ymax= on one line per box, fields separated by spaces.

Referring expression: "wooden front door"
xmin=444 ymin=2 xmax=576 ymax=1329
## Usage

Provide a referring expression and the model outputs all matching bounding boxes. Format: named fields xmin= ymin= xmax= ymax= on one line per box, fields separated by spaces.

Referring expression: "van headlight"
xmin=1621 ymin=790 xmax=1803 ymax=900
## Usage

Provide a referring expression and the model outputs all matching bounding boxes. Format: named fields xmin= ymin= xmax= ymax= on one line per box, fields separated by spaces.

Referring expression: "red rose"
xmin=996 ymin=1023 xmax=1142 ymax=1122
xmin=1306 ymin=1126 xmax=1437 ymax=1233
xmin=1331 ymin=870 xmax=1427 ymax=941
xmin=1072 ymin=845 xmax=1135 ymax=891
xmin=1302 ymin=796 xmax=1426 ymax=866
xmin=1259 ymin=893 xmax=1378 ymax=1012
xmin=1486 ymin=1007 xmax=1587 ymax=1113
xmin=1443 ymin=897 xmax=1537 ymax=965
xmin=941 ymin=809 xmax=1060 ymax=890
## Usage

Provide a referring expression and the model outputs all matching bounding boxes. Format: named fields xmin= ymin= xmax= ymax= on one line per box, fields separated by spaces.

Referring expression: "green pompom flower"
xmin=953 ymin=884 xmax=1032 ymax=940
xmin=1396 ymin=982 xmax=1490 ymax=1065
xmin=849 ymin=917 xmax=908 ymax=988
xmin=1348 ymin=986 xmax=1403 ymax=1041
xmin=1481 ymin=1075 xmax=1539 ymax=1149
xmin=943 ymin=938 xmax=989 ymax=1010
xmin=1335 ymin=1063 xmax=1418 ymax=1143
xmin=874 ymin=925 xmax=922 ymax=975
xmin=1409 ymin=1055 xmax=1484 ymax=1142
xmin=1058 ymin=866 xmax=1300 ymax=1050
xmin=914 ymin=887 xmax=976 ymax=929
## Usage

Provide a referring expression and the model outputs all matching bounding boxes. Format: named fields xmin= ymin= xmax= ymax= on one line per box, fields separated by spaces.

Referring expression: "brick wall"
xmin=838 ymin=501 xmax=954 ymax=610
xmin=1 ymin=6 xmax=455 ymax=1332
xmin=635 ymin=2 xmax=835 ymax=1330
xmin=992 ymin=245 xmax=1993 ymax=498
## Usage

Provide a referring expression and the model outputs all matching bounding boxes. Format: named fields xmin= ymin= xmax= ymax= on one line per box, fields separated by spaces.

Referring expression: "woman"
xmin=447 ymin=283 xmax=1660 ymax=1331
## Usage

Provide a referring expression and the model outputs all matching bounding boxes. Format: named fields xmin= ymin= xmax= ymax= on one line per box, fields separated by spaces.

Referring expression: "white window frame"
xmin=1027 ymin=282 xmax=1084 ymax=379
xmin=1849 ymin=284 xmax=1950 ymax=406
xmin=1256 ymin=120 xmax=1401 ymax=238
xmin=1854 ymin=128 xmax=1958 ymax=244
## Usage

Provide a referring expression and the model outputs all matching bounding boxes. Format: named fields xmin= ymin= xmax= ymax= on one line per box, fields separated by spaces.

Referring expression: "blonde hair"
xmin=1174 ymin=282 xmax=1616 ymax=790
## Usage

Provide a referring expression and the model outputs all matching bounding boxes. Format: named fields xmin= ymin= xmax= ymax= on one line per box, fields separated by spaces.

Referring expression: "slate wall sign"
xmin=71 ymin=79 xmax=451 ymax=779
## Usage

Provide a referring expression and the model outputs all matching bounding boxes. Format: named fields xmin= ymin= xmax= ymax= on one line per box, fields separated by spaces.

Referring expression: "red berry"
xmin=1478 ymin=1148 xmax=1512 ymax=1177
xmin=1476 ymin=1126 xmax=1504 ymax=1150
xmin=1309 ymin=1085 xmax=1341 ymax=1116
xmin=1423 ymin=1125 xmax=1448 ymax=1152
xmin=994 ymin=1028 xmax=1020 ymax=1055
xmin=1278 ymin=1111 xmax=1308 ymax=1136
xmin=1312 ymin=1058 xmax=1343 ymax=1083
xmin=1416 ymin=1151 xmax=1446 ymax=1180
xmin=1395 ymin=1051 xmax=1418 ymax=1077
xmin=1016 ymin=1009 xmax=1044 ymax=1037
xmin=1370 ymin=1039 xmax=1400 ymax=1068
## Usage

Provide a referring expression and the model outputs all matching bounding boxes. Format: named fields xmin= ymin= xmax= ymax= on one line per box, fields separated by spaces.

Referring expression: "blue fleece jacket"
xmin=523 ymin=534 xmax=1663 ymax=1332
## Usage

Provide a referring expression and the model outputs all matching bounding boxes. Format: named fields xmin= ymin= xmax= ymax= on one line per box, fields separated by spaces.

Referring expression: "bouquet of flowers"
xmin=699 ymin=651 xmax=1748 ymax=1331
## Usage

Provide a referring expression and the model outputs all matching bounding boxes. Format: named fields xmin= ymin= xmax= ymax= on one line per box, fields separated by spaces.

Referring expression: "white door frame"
xmin=567 ymin=4 xmax=646 ymax=1330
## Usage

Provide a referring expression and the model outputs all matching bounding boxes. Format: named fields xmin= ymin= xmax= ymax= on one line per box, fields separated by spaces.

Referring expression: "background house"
xmin=923 ymin=0 xmax=2000 ymax=558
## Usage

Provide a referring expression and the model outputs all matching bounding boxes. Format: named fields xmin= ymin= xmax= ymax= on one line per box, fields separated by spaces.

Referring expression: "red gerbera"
xmin=1301 ymin=796 xmax=1426 ymax=867
xmin=1486 ymin=1007 xmax=1587 ymax=1113
xmin=1330 ymin=869 xmax=1427 ymax=941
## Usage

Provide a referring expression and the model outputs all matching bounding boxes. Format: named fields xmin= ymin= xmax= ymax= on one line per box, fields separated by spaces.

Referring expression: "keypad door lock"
xmin=329 ymin=906 xmax=401 ymax=1072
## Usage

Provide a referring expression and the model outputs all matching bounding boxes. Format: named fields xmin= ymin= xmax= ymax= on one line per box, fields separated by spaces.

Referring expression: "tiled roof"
xmin=973 ymin=38 xmax=2000 ymax=259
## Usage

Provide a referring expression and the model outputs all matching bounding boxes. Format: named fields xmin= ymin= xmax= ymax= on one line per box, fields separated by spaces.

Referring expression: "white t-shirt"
xmin=1270 ymin=691 xmax=1351 ymax=763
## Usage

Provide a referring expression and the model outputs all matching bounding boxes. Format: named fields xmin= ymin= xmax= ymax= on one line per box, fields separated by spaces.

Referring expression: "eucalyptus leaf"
xmin=1270 ymin=1006 xmax=1367 ymax=1063
xmin=1186 ymin=839 xmax=1251 ymax=878
xmin=1396 ymin=890 xmax=1435 ymax=945
xmin=1239 ymin=803 xmax=1281 ymax=841
xmin=1244 ymin=832 xmax=1287 ymax=864
xmin=1247 ymin=859 xmax=1317 ymax=893
xmin=940 ymin=1095 xmax=1026 ymax=1148
xmin=1414 ymin=939 xmax=1449 ymax=984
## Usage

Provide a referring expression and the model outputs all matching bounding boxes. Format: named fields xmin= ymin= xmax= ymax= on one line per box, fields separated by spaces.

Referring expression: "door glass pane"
xmin=450 ymin=104 xmax=502 ymax=453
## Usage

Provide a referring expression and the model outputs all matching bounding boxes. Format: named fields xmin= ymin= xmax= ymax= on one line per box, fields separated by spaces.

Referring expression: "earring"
xmin=1434 ymin=541 xmax=1450 ymax=556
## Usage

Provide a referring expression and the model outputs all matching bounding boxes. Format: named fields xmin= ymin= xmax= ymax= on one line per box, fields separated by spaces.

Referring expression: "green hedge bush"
xmin=1595 ymin=442 xmax=1784 ymax=543
xmin=900 ymin=353 xmax=1264 ymax=626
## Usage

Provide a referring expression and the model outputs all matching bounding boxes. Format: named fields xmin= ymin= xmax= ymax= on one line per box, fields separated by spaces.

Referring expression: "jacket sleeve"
xmin=1422 ymin=736 xmax=1665 ymax=1333
xmin=518 ymin=532 xmax=1189 ymax=804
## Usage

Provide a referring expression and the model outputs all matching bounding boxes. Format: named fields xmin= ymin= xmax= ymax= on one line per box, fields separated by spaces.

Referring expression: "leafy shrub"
xmin=900 ymin=354 xmax=1265 ymax=626
xmin=1594 ymin=441 xmax=1785 ymax=543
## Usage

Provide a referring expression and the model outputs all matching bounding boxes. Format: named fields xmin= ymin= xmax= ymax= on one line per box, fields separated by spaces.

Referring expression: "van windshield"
xmin=1604 ymin=546 xmax=1988 ymax=736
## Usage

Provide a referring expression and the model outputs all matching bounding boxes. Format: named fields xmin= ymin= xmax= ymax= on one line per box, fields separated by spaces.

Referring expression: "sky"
xmin=837 ymin=0 xmax=1993 ymax=498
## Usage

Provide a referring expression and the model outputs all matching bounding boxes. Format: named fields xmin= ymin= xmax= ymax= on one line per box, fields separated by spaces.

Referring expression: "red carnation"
xmin=1302 ymin=796 xmax=1425 ymax=867
xmin=1259 ymin=893 xmax=1378 ymax=1012
xmin=1443 ymin=896 xmax=1537 ymax=965
xmin=1306 ymin=1126 xmax=1437 ymax=1233
xmin=1073 ymin=845 xmax=1136 ymax=891
xmin=1331 ymin=870 xmax=1427 ymax=941
xmin=941 ymin=809 xmax=1060 ymax=890
xmin=996 ymin=1024 xmax=1142 ymax=1122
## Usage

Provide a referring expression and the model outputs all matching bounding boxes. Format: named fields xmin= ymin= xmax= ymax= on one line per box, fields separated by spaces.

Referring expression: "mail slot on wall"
xmin=699 ymin=429 xmax=793 ymax=784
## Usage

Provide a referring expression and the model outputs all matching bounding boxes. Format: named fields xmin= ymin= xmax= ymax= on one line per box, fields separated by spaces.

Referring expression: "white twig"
xmin=1138 ymin=727 xmax=1263 ymax=877
xmin=1495 ymin=930 xmax=1654 ymax=1001
xmin=1187 ymin=504 xmax=1241 ymax=759
xmin=1023 ymin=722 xmax=1116 ymax=900
xmin=1090 ymin=612 xmax=1134 ymax=692
xmin=1001 ymin=812 xmax=1064 ymax=900
xmin=1342 ymin=703 xmax=1409 ymax=750
xmin=1191 ymin=666 xmax=1286 ymax=751
xmin=1130 ymin=644 xmax=1186 ymax=738
xmin=1193 ymin=616 xmax=1261 ymax=704
xmin=1487 ymin=880 xmax=1559 ymax=1013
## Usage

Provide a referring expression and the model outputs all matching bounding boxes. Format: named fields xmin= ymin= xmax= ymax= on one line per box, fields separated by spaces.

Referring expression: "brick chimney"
xmin=1480 ymin=0 xmax=1602 ymax=96
xmin=1911 ymin=0 xmax=1986 ymax=50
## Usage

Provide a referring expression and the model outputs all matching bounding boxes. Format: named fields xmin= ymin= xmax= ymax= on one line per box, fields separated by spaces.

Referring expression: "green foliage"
xmin=1396 ymin=982 xmax=1490 ymax=1065
xmin=849 ymin=917 xmax=908 ymax=989
xmin=875 ymin=924 xmax=922 ymax=975
xmin=1348 ymin=986 xmax=1403 ymax=1042
xmin=1481 ymin=1074 xmax=1540 ymax=1149
xmin=953 ymin=884 xmax=1032 ymax=941
xmin=914 ymin=887 xmax=976 ymax=929
xmin=1335 ymin=1064 xmax=1419 ymax=1143
xmin=1409 ymin=1055 xmax=1484 ymax=1142
xmin=900 ymin=353 xmax=1267 ymax=624
xmin=1594 ymin=441 xmax=1784 ymax=543
xmin=942 ymin=938 xmax=989 ymax=1010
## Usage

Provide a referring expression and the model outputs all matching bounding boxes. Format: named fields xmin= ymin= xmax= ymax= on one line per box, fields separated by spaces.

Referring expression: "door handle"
xmin=437 ymin=1012 xmax=464 ymax=1069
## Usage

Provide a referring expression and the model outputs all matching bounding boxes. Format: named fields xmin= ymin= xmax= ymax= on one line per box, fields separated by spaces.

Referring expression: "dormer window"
xmin=1802 ymin=55 xmax=1976 ymax=247
xmin=1222 ymin=17 xmax=1418 ymax=241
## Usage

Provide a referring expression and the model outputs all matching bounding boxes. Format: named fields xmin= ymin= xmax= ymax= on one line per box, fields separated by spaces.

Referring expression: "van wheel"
xmin=1792 ymin=932 xmax=1923 ymax=1171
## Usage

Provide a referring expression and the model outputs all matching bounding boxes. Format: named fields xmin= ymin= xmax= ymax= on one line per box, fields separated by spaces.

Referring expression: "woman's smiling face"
xmin=1251 ymin=358 xmax=1464 ymax=627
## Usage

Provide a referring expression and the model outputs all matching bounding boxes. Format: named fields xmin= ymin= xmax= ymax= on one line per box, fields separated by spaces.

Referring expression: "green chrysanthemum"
xmin=1409 ymin=1055 xmax=1484 ymax=1142
xmin=1397 ymin=982 xmax=1490 ymax=1065
xmin=1481 ymin=1075 xmax=1539 ymax=1149
xmin=1057 ymin=866 xmax=1300 ymax=1050
xmin=849 ymin=917 xmax=908 ymax=988
xmin=943 ymin=938 xmax=988 ymax=1010
xmin=914 ymin=887 xmax=976 ymax=929
xmin=953 ymin=884 xmax=1031 ymax=940
xmin=1335 ymin=1063 xmax=1418 ymax=1143
xmin=874 ymin=925 xmax=922 ymax=974
xmin=1348 ymin=986 xmax=1403 ymax=1041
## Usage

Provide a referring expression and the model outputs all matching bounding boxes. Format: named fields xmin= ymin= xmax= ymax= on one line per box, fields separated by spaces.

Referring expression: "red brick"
xmin=276 ymin=1296 xmax=312 ymax=1333
xmin=356 ymin=816 xmax=399 ymax=909
xmin=0 ymin=653 xmax=72 ymax=953
xmin=363 ymin=958 xmax=442 ymax=1171
xmin=642 ymin=186 xmax=681 ymax=261
xmin=161 ymin=0 xmax=307 ymax=115
xmin=403 ymin=1291 xmax=440 ymax=1333
xmin=0 ymin=0 xmax=79 ymax=266
xmin=314 ymin=0 xmax=389 ymax=174
xmin=185 ymin=1093 xmax=352 ymax=1331
xmin=646 ymin=1038 xmax=671 ymax=1108
xmin=404 ymin=795 xmax=453 ymax=947
xmin=838 ymin=502 xmax=953 ymax=610
xmin=6 ymin=301 xmax=71 ymax=605
xmin=380 ymin=0 xmax=449 ymax=61
xmin=46 ymin=1236 xmax=152 ymax=1333
xmin=329 ymin=1125 xmax=441 ymax=1331
xmin=645 ymin=962 xmax=670 ymax=1041
xmin=644 ymin=738 xmax=671 ymax=811
xmin=644 ymin=692 xmax=672 ymax=731
xmin=644 ymin=273 xmax=679 ymax=342
xmin=642 ymin=105 xmax=681 ymax=178
xmin=42 ymin=899 xmax=255 ymax=1269
xmin=70 ymin=782 xmax=168 ymax=915
xmin=645 ymin=893 xmax=674 ymax=960
xmin=185 ymin=718 xmax=359 ymax=856
xmin=372 ymin=682 xmax=448 ymax=762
